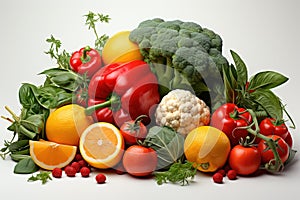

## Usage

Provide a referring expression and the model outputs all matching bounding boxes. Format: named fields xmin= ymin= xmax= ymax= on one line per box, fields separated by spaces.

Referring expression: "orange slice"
xmin=29 ymin=140 xmax=77 ymax=170
xmin=79 ymin=122 xmax=124 ymax=169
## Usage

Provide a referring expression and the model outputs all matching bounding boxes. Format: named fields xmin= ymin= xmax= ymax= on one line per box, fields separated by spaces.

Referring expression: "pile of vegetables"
xmin=0 ymin=11 xmax=297 ymax=185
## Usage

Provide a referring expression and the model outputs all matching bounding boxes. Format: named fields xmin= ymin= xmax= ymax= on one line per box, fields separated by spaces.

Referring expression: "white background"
xmin=0 ymin=0 xmax=300 ymax=199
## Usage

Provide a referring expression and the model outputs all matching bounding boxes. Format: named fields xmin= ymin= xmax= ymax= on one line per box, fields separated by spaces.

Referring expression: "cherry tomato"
xmin=258 ymin=135 xmax=289 ymax=164
xmin=120 ymin=116 xmax=148 ymax=145
xmin=122 ymin=145 xmax=157 ymax=177
xmin=259 ymin=118 xmax=289 ymax=142
xmin=228 ymin=145 xmax=261 ymax=176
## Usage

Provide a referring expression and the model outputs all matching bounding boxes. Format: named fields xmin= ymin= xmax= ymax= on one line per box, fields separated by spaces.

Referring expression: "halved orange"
xmin=79 ymin=122 xmax=124 ymax=169
xmin=29 ymin=140 xmax=77 ymax=170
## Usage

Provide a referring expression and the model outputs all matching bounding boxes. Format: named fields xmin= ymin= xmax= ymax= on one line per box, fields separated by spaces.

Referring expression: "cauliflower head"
xmin=155 ymin=89 xmax=210 ymax=136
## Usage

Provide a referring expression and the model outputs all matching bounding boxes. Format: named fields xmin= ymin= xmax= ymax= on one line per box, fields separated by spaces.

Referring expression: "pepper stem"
xmin=85 ymin=93 xmax=121 ymax=115
xmin=81 ymin=46 xmax=91 ymax=63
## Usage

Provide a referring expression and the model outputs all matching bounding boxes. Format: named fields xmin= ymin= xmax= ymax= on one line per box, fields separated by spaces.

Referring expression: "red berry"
xmin=65 ymin=166 xmax=77 ymax=177
xmin=80 ymin=167 xmax=91 ymax=177
xmin=95 ymin=173 xmax=106 ymax=184
xmin=71 ymin=162 xmax=81 ymax=172
xmin=217 ymin=169 xmax=226 ymax=177
xmin=75 ymin=154 xmax=83 ymax=161
xmin=212 ymin=172 xmax=223 ymax=184
xmin=78 ymin=160 xmax=88 ymax=168
xmin=52 ymin=168 xmax=62 ymax=178
xmin=227 ymin=170 xmax=237 ymax=180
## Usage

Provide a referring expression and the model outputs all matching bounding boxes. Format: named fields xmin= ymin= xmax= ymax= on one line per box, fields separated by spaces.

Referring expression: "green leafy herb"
xmin=28 ymin=171 xmax=52 ymax=184
xmin=154 ymin=161 xmax=197 ymax=186
xmin=84 ymin=11 xmax=110 ymax=50
xmin=45 ymin=35 xmax=70 ymax=69
xmin=248 ymin=71 xmax=288 ymax=90
xmin=223 ymin=50 xmax=293 ymax=124
xmin=14 ymin=157 xmax=39 ymax=174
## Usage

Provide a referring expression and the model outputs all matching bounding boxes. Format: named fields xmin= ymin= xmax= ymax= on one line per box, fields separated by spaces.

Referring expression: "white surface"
xmin=0 ymin=0 xmax=300 ymax=199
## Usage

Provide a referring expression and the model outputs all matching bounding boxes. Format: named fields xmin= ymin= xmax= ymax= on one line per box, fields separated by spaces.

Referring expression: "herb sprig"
xmin=28 ymin=171 xmax=52 ymax=184
xmin=154 ymin=161 xmax=197 ymax=186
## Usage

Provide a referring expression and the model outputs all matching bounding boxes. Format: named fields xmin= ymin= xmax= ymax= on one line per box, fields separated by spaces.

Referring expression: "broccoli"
xmin=129 ymin=18 xmax=229 ymax=111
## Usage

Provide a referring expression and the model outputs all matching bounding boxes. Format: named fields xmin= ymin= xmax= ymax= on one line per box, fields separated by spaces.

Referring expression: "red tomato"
xmin=120 ymin=116 xmax=148 ymax=145
xmin=228 ymin=145 xmax=261 ymax=176
xmin=258 ymin=118 xmax=289 ymax=143
xmin=122 ymin=145 xmax=157 ymax=177
xmin=258 ymin=135 xmax=289 ymax=164
xmin=284 ymin=132 xmax=293 ymax=148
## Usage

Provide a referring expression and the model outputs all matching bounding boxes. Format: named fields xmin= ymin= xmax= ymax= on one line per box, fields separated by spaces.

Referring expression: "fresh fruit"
xmin=184 ymin=126 xmax=231 ymax=172
xmin=29 ymin=140 xmax=77 ymax=170
xmin=101 ymin=31 xmax=143 ymax=65
xmin=65 ymin=166 xmax=77 ymax=177
xmin=212 ymin=172 xmax=223 ymax=184
xmin=95 ymin=173 xmax=106 ymax=184
xmin=227 ymin=170 xmax=237 ymax=180
xmin=71 ymin=161 xmax=81 ymax=172
xmin=258 ymin=135 xmax=289 ymax=164
xmin=46 ymin=104 xmax=94 ymax=146
xmin=52 ymin=168 xmax=63 ymax=178
xmin=120 ymin=115 xmax=148 ymax=145
xmin=122 ymin=145 xmax=157 ymax=177
xmin=228 ymin=145 xmax=261 ymax=176
xmin=80 ymin=167 xmax=91 ymax=177
xmin=79 ymin=122 xmax=125 ymax=169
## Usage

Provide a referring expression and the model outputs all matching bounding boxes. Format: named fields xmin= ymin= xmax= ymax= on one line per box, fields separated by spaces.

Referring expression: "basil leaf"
xmin=14 ymin=157 xmax=39 ymax=174
xmin=19 ymin=83 xmax=38 ymax=109
xmin=250 ymin=88 xmax=283 ymax=120
xmin=248 ymin=71 xmax=288 ymax=90
xmin=230 ymin=50 xmax=248 ymax=87
xmin=222 ymin=64 xmax=237 ymax=103
xmin=8 ymin=140 xmax=29 ymax=153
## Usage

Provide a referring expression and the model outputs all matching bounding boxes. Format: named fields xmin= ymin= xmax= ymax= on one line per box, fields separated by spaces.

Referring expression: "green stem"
xmin=85 ymin=94 xmax=120 ymax=115
xmin=19 ymin=125 xmax=36 ymax=139
xmin=81 ymin=46 xmax=91 ymax=63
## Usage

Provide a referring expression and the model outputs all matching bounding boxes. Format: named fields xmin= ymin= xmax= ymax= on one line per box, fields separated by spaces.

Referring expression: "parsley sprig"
xmin=28 ymin=171 xmax=52 ymax=184
xmin=154 ymin=161 xmax=198 ymax=186
xmin=84 ymin=11 xmax=110 ymax=50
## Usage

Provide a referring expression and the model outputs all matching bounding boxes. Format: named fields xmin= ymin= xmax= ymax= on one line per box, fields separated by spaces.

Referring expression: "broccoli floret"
xmin=129 ymin=18 xmax=229 ymax=111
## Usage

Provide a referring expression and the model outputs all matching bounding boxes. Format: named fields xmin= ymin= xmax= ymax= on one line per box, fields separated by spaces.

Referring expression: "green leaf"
xmin=28 ymin=171 xmax=52 ymax=184
xmin=14 ymin=157 xmax=39 ymax=174
xmin=222 ymin=64 xmax=237 ymax=103
xmin=250 ymin=88 xmax=283 ymax=120
xmin=21 ymin=114 xmax=44 ymax=134
xmin=144 ymin=126 xmax=185 ymax=170
xmin=248 ymin=71 xmax=288 ymax=90
xmin=230 ymin=50 xmax=248 ymax=87
xmin=8 ymin=140 xmax=29 ymax=153
xmin=19 ymin=83 xmax=38 ymax=109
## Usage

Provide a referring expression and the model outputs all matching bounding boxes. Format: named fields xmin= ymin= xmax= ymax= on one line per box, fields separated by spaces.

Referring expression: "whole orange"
xmin=46 ymin=104 xmax=94 ymax=146
xmin=101 ymin=31 xmax=143 ymax=65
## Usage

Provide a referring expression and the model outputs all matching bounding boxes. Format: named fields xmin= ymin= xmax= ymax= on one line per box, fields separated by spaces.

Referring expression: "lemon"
xmin=184 ymin=126 xmax=231 ymax=172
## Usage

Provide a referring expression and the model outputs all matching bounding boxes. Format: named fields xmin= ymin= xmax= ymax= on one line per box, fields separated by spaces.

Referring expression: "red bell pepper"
xmin=70 ymin=46 xmax=102 ymax=77
xmin=210 ymin=103 xmax=252 ymax=146
xmin=85 ymin=60 xmax=160 ymax=127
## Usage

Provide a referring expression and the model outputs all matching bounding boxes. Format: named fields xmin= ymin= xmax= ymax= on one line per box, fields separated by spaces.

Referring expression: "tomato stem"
xmin=246 ymin=109 xmax=284 ymax=173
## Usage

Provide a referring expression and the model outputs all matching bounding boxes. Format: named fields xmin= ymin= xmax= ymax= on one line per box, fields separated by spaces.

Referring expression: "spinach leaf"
xmin=14 ymin=157 xmax=39 ymax=174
